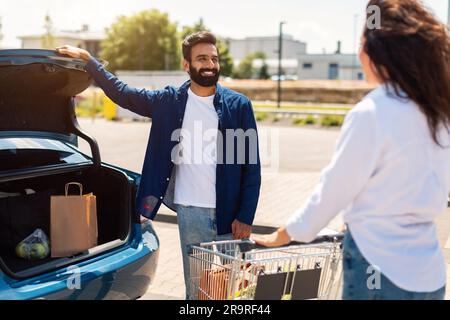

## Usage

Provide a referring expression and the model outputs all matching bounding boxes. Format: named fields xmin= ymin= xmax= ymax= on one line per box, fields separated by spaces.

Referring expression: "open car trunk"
xmin=0 ymin=50 xmax=131 ymax=279
xmin=0 ymin=166 xmax=132 ymax=278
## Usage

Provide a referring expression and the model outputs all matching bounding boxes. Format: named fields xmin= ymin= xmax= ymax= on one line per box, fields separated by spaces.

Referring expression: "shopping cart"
xmin=188 ymin=235 xmax=344 ymax=300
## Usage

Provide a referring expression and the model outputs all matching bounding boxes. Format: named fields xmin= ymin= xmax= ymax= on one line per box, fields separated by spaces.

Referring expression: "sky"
xmin=0 ymin=0 xmax=448 ymax=53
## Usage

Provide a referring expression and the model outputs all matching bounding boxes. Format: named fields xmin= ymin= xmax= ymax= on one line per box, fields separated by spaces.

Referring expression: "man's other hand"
xmin=231 ymin=219 xmax=252 ymax=240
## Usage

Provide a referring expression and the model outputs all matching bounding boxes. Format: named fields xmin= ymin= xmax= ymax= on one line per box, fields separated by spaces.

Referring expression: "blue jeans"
xmin=175 ymin=204 xmax=233 ymax=300
xmin=342 ymin=230 xmax=446 ymax=300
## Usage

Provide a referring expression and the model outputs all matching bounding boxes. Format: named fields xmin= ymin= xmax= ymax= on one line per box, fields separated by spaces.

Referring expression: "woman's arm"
xmin=255 ymin=101 xmax=382 ymax=245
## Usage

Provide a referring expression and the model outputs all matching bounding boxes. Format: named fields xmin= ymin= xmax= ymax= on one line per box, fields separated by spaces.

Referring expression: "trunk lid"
xmin=0 ymin=49 xmax=103 ymax=166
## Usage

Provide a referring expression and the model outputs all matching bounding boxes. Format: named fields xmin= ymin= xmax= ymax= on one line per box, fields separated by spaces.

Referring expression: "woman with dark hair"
xmin=255 ymin=0 xmax=450 ymax=299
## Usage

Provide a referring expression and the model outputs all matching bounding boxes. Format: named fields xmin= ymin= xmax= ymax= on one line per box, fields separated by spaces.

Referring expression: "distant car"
xmin=0 ymin=49 xmax=159 ymax=300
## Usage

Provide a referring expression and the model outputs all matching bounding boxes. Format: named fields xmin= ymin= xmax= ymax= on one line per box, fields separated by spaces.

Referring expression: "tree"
xmin=180 ymin=18 xmax=207 ymax=40
xmin=216 ymin=40 xmax=233 ymax=77
xmin=233 ymin=54 xmax=254 ymax=79
xmin=253 ymin=52 xmax=270 ymax=79
xmin=100 ymin=10 xmax=180 ymax=72
xmin=255 ymin=52 xmax=270 ymax=80
xmin=233 ymin=51 xmax=269 ymax=79
xmin=181 ymin=18 xmax=234 ymax=77
xmin=259 ymin=62 xmax=270 ymax=80
xmin=41 ymin=14 xmax=56 ymax=49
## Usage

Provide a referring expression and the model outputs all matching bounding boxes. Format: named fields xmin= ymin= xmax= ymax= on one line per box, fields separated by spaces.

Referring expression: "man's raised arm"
xmin=56 ymin=45 xmax=166 ymax=118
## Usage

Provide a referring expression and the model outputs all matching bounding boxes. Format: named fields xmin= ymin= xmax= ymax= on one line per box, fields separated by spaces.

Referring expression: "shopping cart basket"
xmin=188 ymin=235 xmax=344 ymax=300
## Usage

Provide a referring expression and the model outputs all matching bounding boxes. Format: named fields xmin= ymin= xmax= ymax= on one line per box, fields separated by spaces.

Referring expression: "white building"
xmin=19 ymin=25 xmax=105 ymax=58
xmin=297 ymin=53 xmax=363 ymax=80
xmin=251 ymin=59 xmax=299 ymax=79
xmin=226 ymin=35 xmax=307 ymax=60
xmin=225 ymin=35 xmax=306 ymax=77
xmin=226 ymin=35 xmax=363 ymax=80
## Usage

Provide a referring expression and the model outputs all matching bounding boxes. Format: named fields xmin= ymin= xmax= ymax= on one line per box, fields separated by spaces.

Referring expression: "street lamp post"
xmin=277 ymin=22 xmax=285 ymax=109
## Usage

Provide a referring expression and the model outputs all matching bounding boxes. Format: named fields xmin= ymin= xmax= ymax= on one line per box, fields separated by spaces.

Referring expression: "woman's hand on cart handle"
xmin=252 ymin=227 xmax=292 ymax=248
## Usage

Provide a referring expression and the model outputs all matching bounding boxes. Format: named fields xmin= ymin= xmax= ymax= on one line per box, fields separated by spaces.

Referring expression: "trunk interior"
xmin=0 ymin=166 xmax=131 ymax=277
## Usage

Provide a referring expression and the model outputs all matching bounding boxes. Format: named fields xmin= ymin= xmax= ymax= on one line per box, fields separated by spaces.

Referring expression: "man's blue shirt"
xmin=86 ymin=58 xmax=261 ymax=235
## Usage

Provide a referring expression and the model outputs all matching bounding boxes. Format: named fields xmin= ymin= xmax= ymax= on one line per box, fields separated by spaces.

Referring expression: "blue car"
xmin=0 ymin=49 xmax=159 ymax=300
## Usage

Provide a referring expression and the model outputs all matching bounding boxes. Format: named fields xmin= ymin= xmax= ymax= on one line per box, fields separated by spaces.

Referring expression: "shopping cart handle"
xmin=246 ymin=233 xmax=344 ymax=251
xmin=285 ymin=233 xmax=343 ymax=245
xmin=309 ymin=233 xmax=345 ymax=244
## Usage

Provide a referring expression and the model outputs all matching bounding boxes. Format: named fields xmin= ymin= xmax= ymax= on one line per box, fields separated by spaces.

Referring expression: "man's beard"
xmin=189 ymin=65 xmax=220 ymax=87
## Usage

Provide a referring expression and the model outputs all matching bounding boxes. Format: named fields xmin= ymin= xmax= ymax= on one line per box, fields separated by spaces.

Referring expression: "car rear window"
xmin=0 ymin=138 xmax=90 ymax=171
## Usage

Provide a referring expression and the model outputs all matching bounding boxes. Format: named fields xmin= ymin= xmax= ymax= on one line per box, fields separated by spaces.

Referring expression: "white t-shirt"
xmin=285 ymin=83 xmax=450 ymax=292
xmin=174 ymin=88 xmax=219 ymax=208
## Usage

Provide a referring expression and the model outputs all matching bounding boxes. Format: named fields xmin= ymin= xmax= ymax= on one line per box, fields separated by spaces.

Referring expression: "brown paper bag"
xmin=198 ymin=262 xmax=255 ymax=300
xmin=50 ymin=182 xmax=98 ymax=257
xmin=199 ymin=267 xmax=230 ymax=300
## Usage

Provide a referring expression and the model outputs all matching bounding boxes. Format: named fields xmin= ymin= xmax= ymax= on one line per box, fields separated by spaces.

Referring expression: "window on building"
xmin=328 ymin=63 xmax=339 ymax=80
xmin=303 ymin=63 xmax=313 ymax=69
xmin=357 ymin=72 xmax=364 ymax=80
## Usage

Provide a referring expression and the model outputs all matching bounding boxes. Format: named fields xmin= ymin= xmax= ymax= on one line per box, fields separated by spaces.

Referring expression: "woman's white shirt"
xmin=285 ymin=84 xmax=450 ymax=292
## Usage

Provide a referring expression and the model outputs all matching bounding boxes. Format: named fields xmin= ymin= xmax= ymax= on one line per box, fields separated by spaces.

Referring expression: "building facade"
xmin=226 ymin=35 xmax=307 ymax=61
xmin=225 ymin=35 xmax=306 ymax=77
xmin=19 ymin=25 xmax=105 ymax=58
xmin=297 ymin=53 xmax=363 ymax=81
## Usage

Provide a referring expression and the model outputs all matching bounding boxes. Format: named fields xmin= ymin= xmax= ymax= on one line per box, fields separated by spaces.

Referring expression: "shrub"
xmin=255 ymin=112 xmax=269 ymax=122
xmin=320 ymin=115 xmax=344 ymax=127
xmin=293 ymin=118 xmax=305 ymax=125
xmin=272 ymin=115 xmax=282 ymax=122
xmin=305 ymin=115 xmax=316 ymax=125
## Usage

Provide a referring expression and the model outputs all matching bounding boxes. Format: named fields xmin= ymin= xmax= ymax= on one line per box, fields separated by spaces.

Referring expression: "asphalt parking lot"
xmin=78 ymin=118 xmax=450 ymax=300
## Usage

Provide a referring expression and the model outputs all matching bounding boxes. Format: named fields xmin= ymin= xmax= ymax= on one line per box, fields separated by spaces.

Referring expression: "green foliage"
xmin=100 ymin=9 xmax=180 ymax=72
xmin=259 ymin=62 xmax=270 ymax=80
xmin=320 ymin=115 xmax=344 ymax=127
xmin=233 ymin=51 xmax=269 ymax=79
xmin=180 ymin=18 xmax=207 ymax=40
xmin=255 ymin=112 xmax=269 ymax=122
xmin=233 ymin=54 xmax=254 ymax=79
xmin=293 ymin=118 xmax=305 ymax=125
xmin=294 ymin=115 xmax=345 ymax=127
xmin=216 ymin=40 xmax=233 ymax=77
xmin=253 ymin=52 xmax=270 ymax=80
xmin=293 ymin=115 xmax=316 ymax=126
xmin=305 ymin=115 xmax=316 ymax=125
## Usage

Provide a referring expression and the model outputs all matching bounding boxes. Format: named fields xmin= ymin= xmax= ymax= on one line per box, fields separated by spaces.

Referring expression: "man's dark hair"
xmin=182 ymin=31 xmax=217 ymax=62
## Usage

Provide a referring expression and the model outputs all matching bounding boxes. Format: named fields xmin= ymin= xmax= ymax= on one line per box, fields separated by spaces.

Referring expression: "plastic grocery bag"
xmin=15 ymin=228 xmax=50 ymax=260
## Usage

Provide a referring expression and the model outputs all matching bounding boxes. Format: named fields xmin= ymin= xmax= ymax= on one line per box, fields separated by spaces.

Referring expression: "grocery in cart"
xmin=188 ymin=235 xmax=344 ymax=300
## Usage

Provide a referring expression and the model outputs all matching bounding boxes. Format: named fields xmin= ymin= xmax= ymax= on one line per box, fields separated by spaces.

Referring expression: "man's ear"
xmin=182 ymin=59 xmax=190 ymax=73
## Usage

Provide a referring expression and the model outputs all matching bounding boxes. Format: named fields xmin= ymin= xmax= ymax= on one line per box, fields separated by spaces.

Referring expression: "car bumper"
xmin=0 ymin=222 xmax=159 ymax=300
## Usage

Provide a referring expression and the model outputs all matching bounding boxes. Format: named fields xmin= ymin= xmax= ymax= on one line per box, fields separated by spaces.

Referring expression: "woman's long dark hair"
xmin=364 ymin=0 xmax=450 ymax=146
